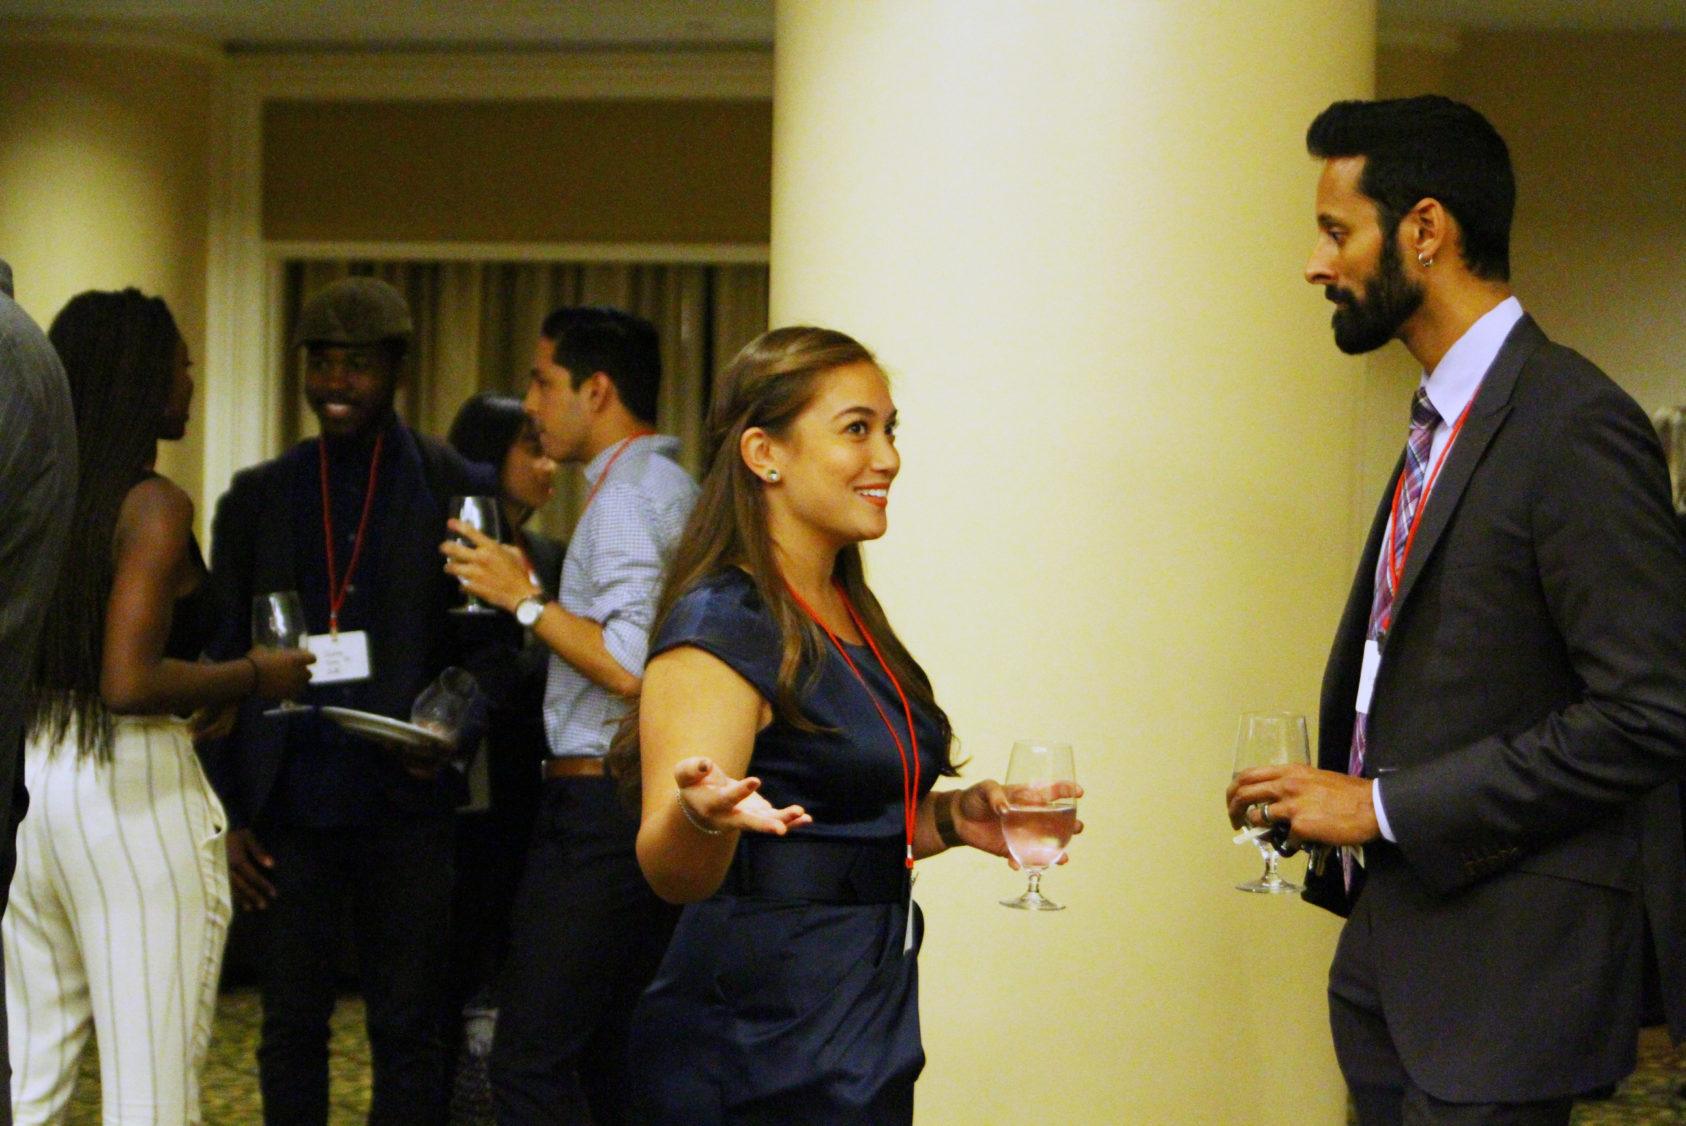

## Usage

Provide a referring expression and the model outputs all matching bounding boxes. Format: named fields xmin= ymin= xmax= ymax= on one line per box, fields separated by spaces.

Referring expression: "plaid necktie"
xmin=1344 ymin=387 xmax=1441 ymax=887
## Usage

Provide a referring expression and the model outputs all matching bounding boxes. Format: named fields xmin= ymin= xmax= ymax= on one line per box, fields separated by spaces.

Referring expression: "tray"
xmin=319 ymin=706 xmax=454 ymax=751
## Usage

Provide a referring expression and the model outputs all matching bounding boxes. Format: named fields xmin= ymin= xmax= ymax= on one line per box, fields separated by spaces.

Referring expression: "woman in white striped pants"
xmin=4 ymin=290 xmax=313 ymax=1125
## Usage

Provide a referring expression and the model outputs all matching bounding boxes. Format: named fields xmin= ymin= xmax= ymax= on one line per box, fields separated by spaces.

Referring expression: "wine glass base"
xmin=262 ymin=704 xmax=313 ymax=719
xmin=1235 ymin=878 xmax=1301 ymax=894
xmin=448 ymin=605 xmax=502 ymax=616
xmin=1000 ymin=892 xmax=1065 ymax=911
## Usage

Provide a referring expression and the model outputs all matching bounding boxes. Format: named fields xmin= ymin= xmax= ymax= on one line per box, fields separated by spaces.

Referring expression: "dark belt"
xmin=542 ymin=757 xmax=607 ymax=780
xmin=720 ymin=836 xmax=909 ymax=905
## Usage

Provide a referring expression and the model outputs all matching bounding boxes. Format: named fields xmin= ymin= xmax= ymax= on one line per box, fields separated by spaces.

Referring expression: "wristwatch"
xmin=514 ymin=595 xmax=547 ymax=627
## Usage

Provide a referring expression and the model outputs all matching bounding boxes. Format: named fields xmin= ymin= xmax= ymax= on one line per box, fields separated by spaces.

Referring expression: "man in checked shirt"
xmin=443 ymin=306 xmax=696 ymax=1126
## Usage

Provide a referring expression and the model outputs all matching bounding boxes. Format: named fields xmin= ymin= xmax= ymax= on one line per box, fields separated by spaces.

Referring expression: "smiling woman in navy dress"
xmin=610 ymin=326 xmax=1079 ymax=1124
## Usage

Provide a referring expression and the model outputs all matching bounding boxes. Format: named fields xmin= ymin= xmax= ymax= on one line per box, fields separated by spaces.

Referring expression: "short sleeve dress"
xmin=628 ymin=568 xmax=947 ymax=1125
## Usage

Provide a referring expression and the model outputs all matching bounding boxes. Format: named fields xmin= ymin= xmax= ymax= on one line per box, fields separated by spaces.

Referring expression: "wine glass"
xmin=1231 ymin=711 xmax=1310 ymax=894
xmin=252 ymin=591 xmax=310 ymax=717
xmin=448 ymin=496 xmax=502 ymax=616
xmin=998 ymin=740 xmax=1078 ymax=911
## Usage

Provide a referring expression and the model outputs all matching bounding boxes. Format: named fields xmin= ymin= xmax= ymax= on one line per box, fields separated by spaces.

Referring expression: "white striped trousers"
xmin=3 ymin=717 xmax=232 ymax=1125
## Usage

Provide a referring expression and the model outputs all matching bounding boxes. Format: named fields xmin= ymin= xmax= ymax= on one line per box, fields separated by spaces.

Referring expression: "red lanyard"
xmin=1381 ymin=396 xmax=1475 ymax=631
xmin=786 ymin=579 xmax=921 ymax=870
xmin=317 ymin=431 xmax=384 ymax=636
xmin=582 ymin=430 xmax=655 ymax=514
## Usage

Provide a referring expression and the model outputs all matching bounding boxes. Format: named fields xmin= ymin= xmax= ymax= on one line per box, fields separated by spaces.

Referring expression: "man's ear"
xmin=1404 ymin=196 xmax=1449 ymax=269
xmin=583 ymin=371 xmax=617 ymax=414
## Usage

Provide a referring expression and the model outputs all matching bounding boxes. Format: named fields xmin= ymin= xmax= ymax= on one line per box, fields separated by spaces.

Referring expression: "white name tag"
xmin=1355 ymin=638 xmax=1381 ymax=715
xmin=307 ymin=631 xmax=373 ymax=684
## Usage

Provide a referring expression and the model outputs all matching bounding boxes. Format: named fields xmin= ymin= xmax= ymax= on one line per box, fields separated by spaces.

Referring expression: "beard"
xmin=1327 ymin=236 xmax=1423 ymax=355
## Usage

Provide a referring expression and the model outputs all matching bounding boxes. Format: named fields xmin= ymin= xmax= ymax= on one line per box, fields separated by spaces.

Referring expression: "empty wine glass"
xmin=998 ymin=740 xmax=1078 ymax=911
xmin=1231 ymin=711 xmax=1310 ymax=894
xmin=252 ymin=591 xmax=309 ymax=717
xmin=448 ymin=495 xmax=502 ymax=616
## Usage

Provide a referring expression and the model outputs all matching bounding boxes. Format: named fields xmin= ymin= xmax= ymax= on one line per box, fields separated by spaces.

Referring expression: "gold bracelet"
xmin=934 ymin=790 xmax=965 ymax=849
xmin=675 ymin=789 xmax=723 ymax=836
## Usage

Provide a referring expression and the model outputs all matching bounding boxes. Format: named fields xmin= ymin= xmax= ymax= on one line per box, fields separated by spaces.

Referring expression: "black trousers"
xmin=490 ymin=776 xmax=679 ymax=1126
xmin=1330 ymin=887 xmax=1573 ymax=1126
xmin=254 ymin=817 xmax=456 ymax=1126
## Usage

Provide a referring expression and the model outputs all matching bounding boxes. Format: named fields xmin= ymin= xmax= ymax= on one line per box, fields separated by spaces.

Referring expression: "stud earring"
xmin=766 ymin=469 xmax=780 ymax=483
xmin=1417 ymin=252 xmax=1435 ymax=268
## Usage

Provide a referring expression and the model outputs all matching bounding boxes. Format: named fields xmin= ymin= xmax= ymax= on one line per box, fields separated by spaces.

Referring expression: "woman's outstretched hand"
xmin=674 ymin=756 xmax=813 ymax=837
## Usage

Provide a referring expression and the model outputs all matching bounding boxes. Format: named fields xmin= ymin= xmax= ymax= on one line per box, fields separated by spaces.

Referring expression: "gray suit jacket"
xmin=1307 ymin=315 xmax=1686 ymax=1101
xmin=0 ymin=290 xmax=76 ymax=1119
xmin=0 ymin=292 xmax=76 ymax=809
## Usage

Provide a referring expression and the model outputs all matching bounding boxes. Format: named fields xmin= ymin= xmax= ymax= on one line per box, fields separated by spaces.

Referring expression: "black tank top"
xmin=138 ymin=471 xmax=216 ymax=661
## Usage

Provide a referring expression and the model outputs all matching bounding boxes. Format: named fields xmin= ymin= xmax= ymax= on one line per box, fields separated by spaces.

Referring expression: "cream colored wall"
xmin=1457 ymin=30 xmax=1686 ymax=418
xmin=0 ymin=30 xmax=217 ymax=509
xmin=771 ymin=2 xmax=1369 ymax=1121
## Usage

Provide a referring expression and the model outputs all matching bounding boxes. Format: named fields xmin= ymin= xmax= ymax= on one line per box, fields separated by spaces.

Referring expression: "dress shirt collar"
xmin=1419 ymin=295 xmax=1524 ymax=424
xmin=582 ymin=432 xmax=678 ymax=485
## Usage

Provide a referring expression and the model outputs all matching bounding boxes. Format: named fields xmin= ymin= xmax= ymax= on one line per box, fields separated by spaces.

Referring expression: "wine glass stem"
xmin=1026 ymin=870 xmax=1043 ymax=897
xmin=1263 ymin=851 xmax=1280 ymax=885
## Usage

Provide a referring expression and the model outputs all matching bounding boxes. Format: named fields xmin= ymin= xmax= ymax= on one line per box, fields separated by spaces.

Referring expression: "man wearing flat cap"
xmin=205 ymin=275 xmax=497 ymax=1124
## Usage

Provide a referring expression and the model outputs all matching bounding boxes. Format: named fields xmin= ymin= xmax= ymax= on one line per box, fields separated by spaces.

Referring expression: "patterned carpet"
xmin=66 ymin=988 xmax=372 ymax=1124
xmin=56 ymin=993 xmax=1686 ymax=1123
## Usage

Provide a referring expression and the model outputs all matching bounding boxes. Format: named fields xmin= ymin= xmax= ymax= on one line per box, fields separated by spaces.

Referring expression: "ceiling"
xmin=0 ymin=0 xmax=1680 ymax=51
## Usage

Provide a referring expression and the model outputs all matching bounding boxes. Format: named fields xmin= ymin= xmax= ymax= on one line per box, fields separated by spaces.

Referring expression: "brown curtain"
xmin=278 ymin=259 xmax=768 ymax=540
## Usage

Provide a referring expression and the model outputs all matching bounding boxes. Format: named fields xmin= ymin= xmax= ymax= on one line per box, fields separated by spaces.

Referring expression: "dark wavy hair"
xmin=541 ymin=306 xmax=661 ymax=425
xmin=608 ymin=326 xmax=957 ymax=806
xmin=1307 ymin=95 xmax=1515 ymax=282
xmin=28 ymin=288 xmax=181 ymax=759
xmin=446 ymin=392 xmax=527 ymax=469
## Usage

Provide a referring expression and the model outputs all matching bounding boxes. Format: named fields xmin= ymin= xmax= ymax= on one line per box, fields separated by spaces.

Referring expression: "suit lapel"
xmin=1390 ymin=316 xmax=1545 ymax=621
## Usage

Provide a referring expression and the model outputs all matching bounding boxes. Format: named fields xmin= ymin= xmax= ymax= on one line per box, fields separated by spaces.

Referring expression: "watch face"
xmin=516 ymin=599 xmax=542 ymax=626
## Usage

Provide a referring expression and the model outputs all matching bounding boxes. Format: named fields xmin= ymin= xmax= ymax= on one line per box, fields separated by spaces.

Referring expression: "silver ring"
xmin=1259 ymin=801 xmax=1273 ymax=824
xmin=1246 ymin=802 xmax=1264 ymax=826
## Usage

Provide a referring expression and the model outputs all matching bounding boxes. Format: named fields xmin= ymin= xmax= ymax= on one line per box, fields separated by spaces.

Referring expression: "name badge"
xmin=1355 ymin=638 xmax=1381 ymax=715
xmin=307 ymin=631 xmax=373 ymax=684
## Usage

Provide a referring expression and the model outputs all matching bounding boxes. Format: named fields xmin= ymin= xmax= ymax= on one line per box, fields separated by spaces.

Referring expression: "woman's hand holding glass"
xmin=932 ymin=779 xmax=1085 ymax=864
xmin=251 ymin=592 xmax=315 ymax=716
xmin=672 ymin=756 xmax=813 ymax=837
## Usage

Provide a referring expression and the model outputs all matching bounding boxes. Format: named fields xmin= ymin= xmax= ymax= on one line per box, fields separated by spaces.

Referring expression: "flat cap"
xmin=292 ymin=276 xmax=412 ymax=349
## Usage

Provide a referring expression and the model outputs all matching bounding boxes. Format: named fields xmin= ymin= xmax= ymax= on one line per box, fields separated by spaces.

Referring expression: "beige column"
xmin=0 ymin=26 xmax=220 ymax=519
xmin=771 ymin=3 xmax=1373 ymax=1122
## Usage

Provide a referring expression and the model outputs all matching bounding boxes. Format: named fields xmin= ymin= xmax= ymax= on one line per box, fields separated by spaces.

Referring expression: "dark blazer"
xmin=204 ymin=424 xmax=497 ymax=828
xmin=1305 ymin=315 xmax=1686 ymax=1102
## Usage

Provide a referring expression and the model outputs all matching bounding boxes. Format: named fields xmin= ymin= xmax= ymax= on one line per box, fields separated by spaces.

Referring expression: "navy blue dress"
xmin=629 ymin=568 xmax=946 ymax=1125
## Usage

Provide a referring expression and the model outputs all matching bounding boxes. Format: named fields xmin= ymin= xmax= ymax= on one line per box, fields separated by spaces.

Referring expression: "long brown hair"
xmin=28 ymin=289 xmax=181 ymax=760
xmin=609 ymin=326 xmax=956 ymax=804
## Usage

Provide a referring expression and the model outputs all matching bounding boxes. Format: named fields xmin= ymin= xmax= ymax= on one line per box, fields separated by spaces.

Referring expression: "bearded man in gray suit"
xmin=0 ymin=260 xmax=78 ymax=1122
xmin=1228 ymin=98 xmax=1686 ymax=1124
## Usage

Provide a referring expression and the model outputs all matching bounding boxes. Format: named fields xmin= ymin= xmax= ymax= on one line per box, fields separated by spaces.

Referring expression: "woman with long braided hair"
xmin=5 ymin=289 xmax=312 ymax=1124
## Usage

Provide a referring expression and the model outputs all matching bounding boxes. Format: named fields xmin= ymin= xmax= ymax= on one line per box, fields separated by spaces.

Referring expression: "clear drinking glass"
xmin=1231 ymin=711 xmax=1310 ymax=894
xmin=448 ymin=496 xmax=503 ymax=616
xmin=252 ymin=591 xmax=309 ymax=717
xmin=998 ymin=740 xmax=1078 ymax=911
